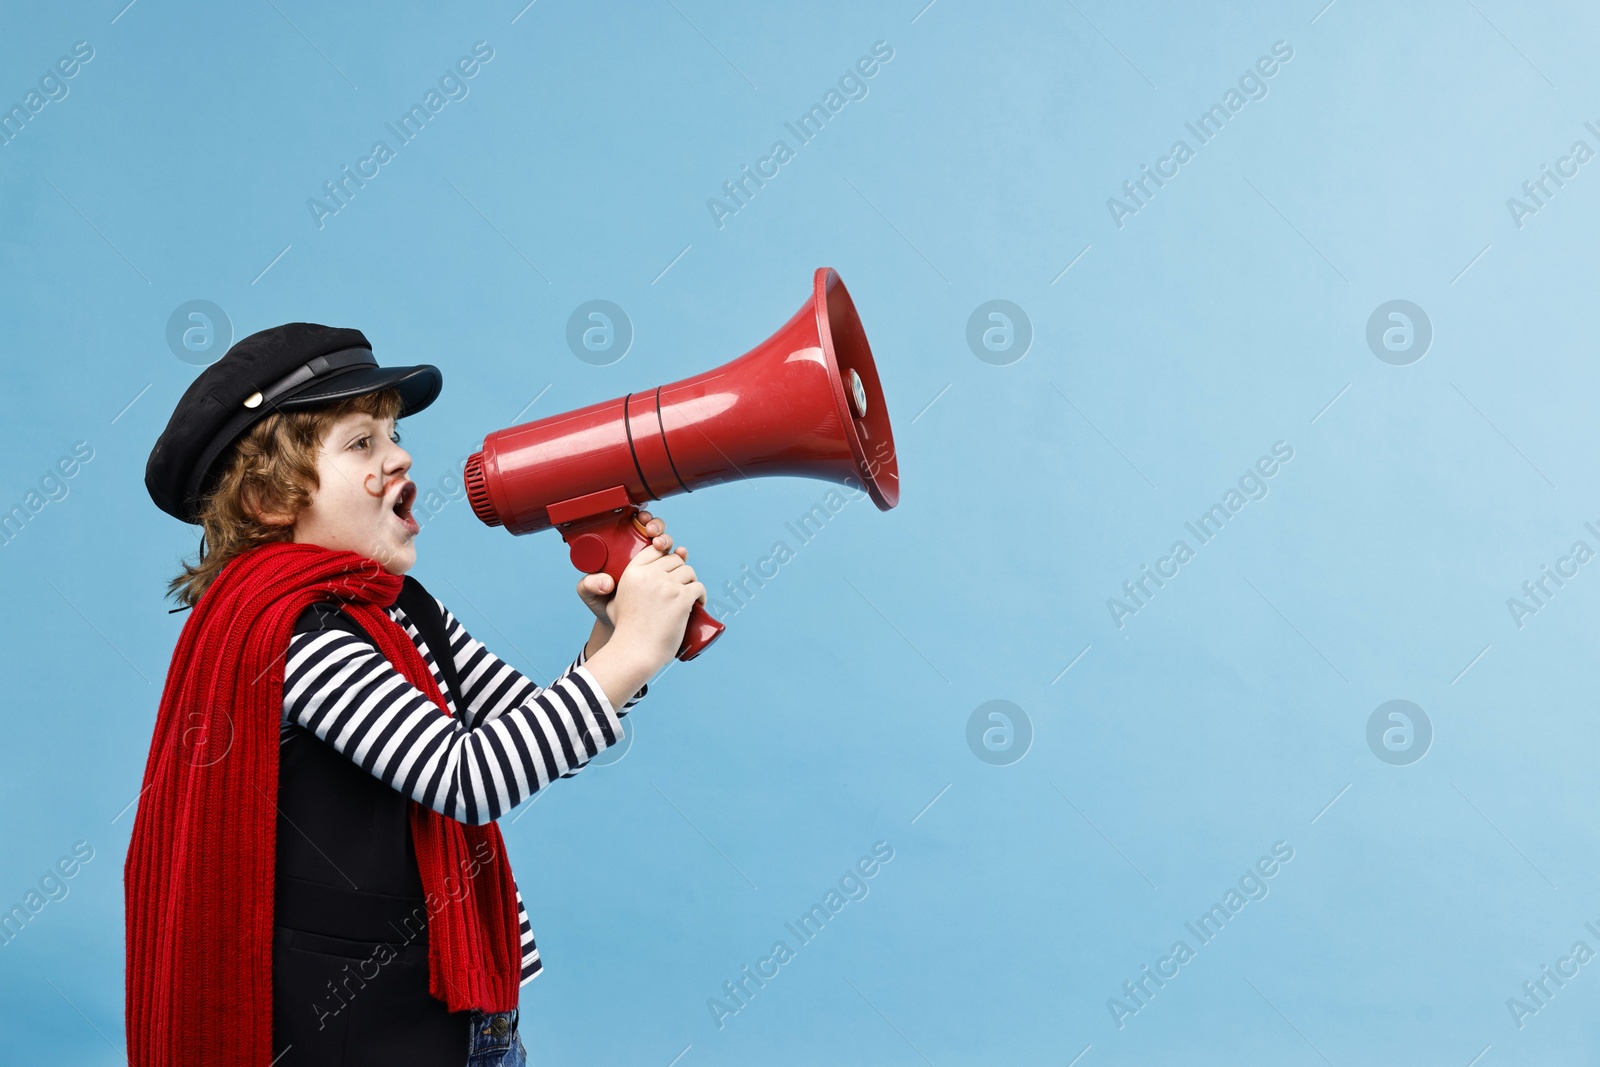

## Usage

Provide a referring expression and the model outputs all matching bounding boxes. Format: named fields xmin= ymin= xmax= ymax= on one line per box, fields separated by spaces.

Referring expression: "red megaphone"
xmin=463 ymin=267 xmax=899 ymax=661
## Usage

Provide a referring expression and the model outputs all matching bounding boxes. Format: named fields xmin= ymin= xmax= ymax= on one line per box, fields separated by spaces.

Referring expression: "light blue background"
xmin=4 ymin=0 xmax=1599 ymax=1062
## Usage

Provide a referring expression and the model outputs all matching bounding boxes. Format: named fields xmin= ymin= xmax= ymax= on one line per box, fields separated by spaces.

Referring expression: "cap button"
xmin=243 ymin=391 xmax=263 ymax=408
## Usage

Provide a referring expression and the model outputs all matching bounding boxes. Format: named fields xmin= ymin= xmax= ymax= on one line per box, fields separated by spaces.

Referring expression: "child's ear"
xmin=243 ymin=484 xmax=293 ymax=527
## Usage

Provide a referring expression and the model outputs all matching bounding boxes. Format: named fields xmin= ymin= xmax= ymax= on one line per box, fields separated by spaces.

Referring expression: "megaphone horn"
xmin=463 ymin=267 xmax=899 ymax=661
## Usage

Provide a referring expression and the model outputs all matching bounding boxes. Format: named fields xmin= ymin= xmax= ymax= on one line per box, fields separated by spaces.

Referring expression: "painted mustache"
xmin=364 ymin=473 xmax=407 ymax=498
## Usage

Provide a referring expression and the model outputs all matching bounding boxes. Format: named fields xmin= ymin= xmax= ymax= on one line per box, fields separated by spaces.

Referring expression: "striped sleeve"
xmin=515 ymin=884 xmax=543 ymax=985
xmin=433 ymin=595 xmax=649 ymax=734
xmin=281 ymin=622 xmax=626 ymax=826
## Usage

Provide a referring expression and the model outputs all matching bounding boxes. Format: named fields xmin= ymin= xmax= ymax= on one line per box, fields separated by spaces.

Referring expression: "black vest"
xmin=272 ymin=574 xmax=480 ymax=1064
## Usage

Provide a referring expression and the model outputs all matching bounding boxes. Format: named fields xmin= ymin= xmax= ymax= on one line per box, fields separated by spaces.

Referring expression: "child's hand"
xmin=575 ymin=510 xmax=688 ymax=627
xmin=575 ymin=510 xmax=705 ymax=704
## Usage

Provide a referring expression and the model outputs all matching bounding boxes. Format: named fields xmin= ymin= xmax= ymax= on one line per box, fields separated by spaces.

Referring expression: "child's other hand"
xmin=575 ymin=510 xmax=689 ymax=627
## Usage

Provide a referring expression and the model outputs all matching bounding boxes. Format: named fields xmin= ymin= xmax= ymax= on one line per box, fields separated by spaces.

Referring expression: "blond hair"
xmin=166 ymin=387 xmax=404 ymax=609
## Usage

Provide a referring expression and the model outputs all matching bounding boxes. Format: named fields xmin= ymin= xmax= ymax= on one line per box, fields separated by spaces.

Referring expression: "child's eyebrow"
xmin=341 ymin=415 xmax=395 ymax=433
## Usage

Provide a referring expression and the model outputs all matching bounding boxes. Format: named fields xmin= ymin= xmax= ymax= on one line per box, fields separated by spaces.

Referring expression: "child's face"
xmin=289 ymin=409 xmax=420 ymax=575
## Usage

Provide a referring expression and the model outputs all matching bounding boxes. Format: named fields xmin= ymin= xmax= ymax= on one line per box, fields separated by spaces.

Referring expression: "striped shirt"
xmin=279 ymin=594 xmax=646 ymax=986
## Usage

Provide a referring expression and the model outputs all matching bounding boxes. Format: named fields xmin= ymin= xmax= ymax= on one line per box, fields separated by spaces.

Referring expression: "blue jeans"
xmin=467 ymin=1007 xmax=527 ymax=1066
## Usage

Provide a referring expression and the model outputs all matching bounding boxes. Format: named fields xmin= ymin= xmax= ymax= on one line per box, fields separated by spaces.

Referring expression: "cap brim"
xmin=274 ymin=363 xmax=442 ymax=418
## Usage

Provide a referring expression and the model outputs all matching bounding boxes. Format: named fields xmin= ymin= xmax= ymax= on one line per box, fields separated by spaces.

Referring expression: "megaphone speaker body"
xmin=464 ymin=267 xmax=899 ymax=660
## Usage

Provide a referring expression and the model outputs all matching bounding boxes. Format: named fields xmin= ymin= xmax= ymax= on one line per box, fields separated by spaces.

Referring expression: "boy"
xmin=129 ymin=323 xmax=704 ymax=1066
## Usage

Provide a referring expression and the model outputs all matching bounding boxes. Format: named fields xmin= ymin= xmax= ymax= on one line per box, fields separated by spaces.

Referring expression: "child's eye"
xmin=350 ymin=429 xmax=401 ymax=450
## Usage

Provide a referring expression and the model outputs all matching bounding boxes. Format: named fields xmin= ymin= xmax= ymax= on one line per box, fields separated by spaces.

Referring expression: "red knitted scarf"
xmin=124 ymin=541 xmax=522 ymax=1065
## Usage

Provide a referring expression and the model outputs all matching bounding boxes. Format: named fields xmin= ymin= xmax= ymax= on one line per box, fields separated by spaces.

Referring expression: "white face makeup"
xmin=290 ymin=410 xmax=419 ymax=575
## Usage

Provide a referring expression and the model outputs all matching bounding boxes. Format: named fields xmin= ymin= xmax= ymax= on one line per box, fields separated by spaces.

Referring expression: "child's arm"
xmin=283 ymin=612 xmax=631 ymax=826
xmin=281 ymin=533 xmax=701 ymax=825
xmin=429 ymin=595 xmax=649 ymax=734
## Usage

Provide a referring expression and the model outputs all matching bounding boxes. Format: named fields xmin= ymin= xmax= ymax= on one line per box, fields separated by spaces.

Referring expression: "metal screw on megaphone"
xmin=847 ymin=368 xmax=868 ymax=417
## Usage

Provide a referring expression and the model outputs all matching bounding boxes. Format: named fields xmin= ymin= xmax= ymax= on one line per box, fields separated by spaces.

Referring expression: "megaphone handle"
xmin=555 ymin=503 xmax=725 ymax=663
xmin=676 ymin=600 xmax=724 ymax=661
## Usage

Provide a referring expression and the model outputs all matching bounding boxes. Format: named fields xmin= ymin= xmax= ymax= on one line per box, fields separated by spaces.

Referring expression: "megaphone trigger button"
xmin=568 ymin=533 xmax=609 ymax=573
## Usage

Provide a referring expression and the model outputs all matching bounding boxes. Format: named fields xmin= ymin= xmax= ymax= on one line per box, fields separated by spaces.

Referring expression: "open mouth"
xmin=389 ymin=479 xmax=418 ymax=526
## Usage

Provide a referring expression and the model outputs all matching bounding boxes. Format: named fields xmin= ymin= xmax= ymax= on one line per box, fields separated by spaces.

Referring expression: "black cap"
xmin=145 ymin=322 xmax=441 ymax=525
